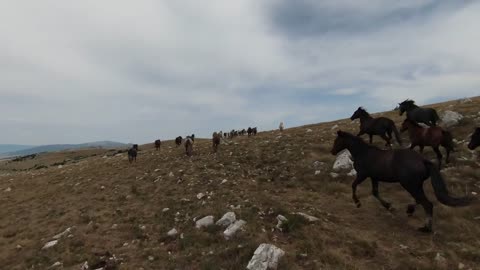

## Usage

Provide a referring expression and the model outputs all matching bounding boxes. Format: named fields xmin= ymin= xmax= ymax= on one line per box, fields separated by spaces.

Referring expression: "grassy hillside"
xmin=0 ymin=97 xmax=479 ymax=270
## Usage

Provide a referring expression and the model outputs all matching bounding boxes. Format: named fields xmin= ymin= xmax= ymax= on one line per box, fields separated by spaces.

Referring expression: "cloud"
xmin=0 ymin=0 xmax=478 ymax=144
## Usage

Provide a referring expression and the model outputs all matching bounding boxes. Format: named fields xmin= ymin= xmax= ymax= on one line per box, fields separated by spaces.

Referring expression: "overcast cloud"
xmin=1 ymin=0 xmax=479 ymax=144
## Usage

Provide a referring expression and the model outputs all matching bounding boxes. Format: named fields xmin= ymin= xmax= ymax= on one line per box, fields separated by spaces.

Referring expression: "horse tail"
xmin=441 ymin=130 xmax=455 ymax=152
xmin=391 ymin=122 xmax=402 ymax=145
xmin=425 ymin=161 xmax=472 ymax=207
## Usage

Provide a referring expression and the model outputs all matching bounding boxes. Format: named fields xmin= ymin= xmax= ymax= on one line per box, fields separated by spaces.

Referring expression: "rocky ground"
xmin=0 ymin=97 xmax=479 ymax=270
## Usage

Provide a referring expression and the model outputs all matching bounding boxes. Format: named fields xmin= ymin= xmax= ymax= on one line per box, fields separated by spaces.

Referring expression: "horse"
xmin=400 ymin=119 xmax=454 ymax=168
xmin=398 ymin=99 xmax=440 ymax=126
xmin=468 ymin=128 xmax=480 ymax=150
xmin=185 ymin=136 xmax=194 ymax=157
xmin=350 ymin=107 xmax=402 ymax=147
xmin=212 ymin=132 xmax=221 ymax=153
xmin=132 ymin=144 xmax=139 ymax=150
xmin=175 ymin=136 xmax=183 ymax=147
xmin=154 ymin=139 xmax=161 ymax=150
xmin=247 ymin=127 xmax=253 ymax=136
xmin=330 ymin=131 xmax=471 ymax=233
xmin=253 ymin=127 xmax=257 ymax=135
xmin=128 ymin=147 xmax=137 ymax=163
xmin=279 ymin=122 xmax=284 ymax=132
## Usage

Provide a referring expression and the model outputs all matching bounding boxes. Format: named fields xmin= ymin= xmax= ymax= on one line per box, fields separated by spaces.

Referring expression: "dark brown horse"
xmin=468 ymin=128 xmax=480 ymax=150
xmin=350 ymin=107 xmax=402 ymax=146
xmin=400 ymin=119 xmax=454 ymax=168
xmin=185 ymin=137 xmax=193 ymax=157
xmin=175 ymin=136 xmax=182 ymax=147
xmin=212 ymin=132 xmax=221 ymax=153
xmin=128 ymin=147 xmax=137 ymax=163
xmin=154 ymin=139 xmax=161 ymax=150
xmin=330 ymin=131 xmax=471 ymax=233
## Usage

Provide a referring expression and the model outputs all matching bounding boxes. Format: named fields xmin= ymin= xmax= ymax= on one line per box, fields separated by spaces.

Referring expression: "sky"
xmin=1 ymin=0 xmax=479 ymax=145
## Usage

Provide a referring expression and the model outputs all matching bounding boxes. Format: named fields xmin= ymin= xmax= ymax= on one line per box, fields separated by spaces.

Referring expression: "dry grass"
xmin=0 ymin=97 xmax=479 ymax=269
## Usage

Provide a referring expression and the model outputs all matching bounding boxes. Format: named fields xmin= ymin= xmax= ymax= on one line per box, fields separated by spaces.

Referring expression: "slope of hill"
xmin=0 ymin=144 xmax=36 ymax=155
xmin=0 ymin=97 xmax=479 ymax=269
xmin=0 ymin=141 xmax=128 ymax=158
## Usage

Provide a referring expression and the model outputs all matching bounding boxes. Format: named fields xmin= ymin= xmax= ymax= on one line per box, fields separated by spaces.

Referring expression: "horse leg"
xmin=352 ymin=175 xmax=368 ymax=208
xmin=369 ymin=134 xmax=373 ymax=144
xmin=419 ymin=145 xmax=424 ymax=153
xmin=380 ymin=134 xmax=391 ymax=147
xmin=433 ymin=146 xmax=443 ymax=168
xmin=371 ymin=179 xmax=392 ymax=210
xmin=401 ymin=182 xmax=433 ymax=233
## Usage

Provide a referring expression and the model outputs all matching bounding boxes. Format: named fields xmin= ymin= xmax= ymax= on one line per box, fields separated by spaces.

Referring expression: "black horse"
xmin=468 ymin=128 xmax=480 ymax=150
xmin=128 ymin=147 xmax=137 ymax=163
xmin=398 ymin=100 xmax=439 ymax=126
xmin=154 ymin=139 xmax=161 ymax=150
xmin=175 ymin=136 xmax=183 ymax=147
xmin=330 ymin=131 xmax=471 ymax=232
xmin=252 ymin=127 xmax=257 ymax=135
xmin=350 ymin=107 xmax=402 ymax=146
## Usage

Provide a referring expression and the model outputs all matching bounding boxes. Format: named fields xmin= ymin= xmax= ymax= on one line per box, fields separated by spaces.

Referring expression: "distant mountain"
xmin=0 ymin=144 xmax=37 ymax=154
xmin=0 ymin=141 xmax=128 ymax=157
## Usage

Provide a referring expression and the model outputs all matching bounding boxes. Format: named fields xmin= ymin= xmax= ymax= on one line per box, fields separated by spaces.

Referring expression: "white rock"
xmin=434 ymin=253 xmax=448 ymax=269
xmin=4 ymin=187 xmax=12 ymax=192
xmin=247 ymin=244 xmax=285 ymax=270
xmin=216 ymin=212 xmax=236 ymax=227
xmin=306 ymin=129 xmax=313 ymax=133
xmin=333 ymin=150 xmax=354 ymax=171
xmin=458 ymin=262 xmax=465 ymax=270
xmin=53 ymin=227 xmax=72 ymax=240
xmin=49 ymin=262 xmax=62 ymax=268
xmin=221 ymin=179 xmax=228 ymax=184
xmin=162 ymin=208 xmax=170 ymax=213
xmin=167 ymin=228 xmax=178 ymax=237
xmin=154 ymin=169 xmax=161 ymax=172
xmin=276 ymin=215 xmax=288 ymax=230
xmin=331 ymin=124 xmax=339 ymax=130
xmin=57 ymin=165 xmax=63 ymax=169
xmin=42 ymin=240 xmax=59 ymax=250
xmin=148 ymin=256 xmax=155 ymax=261
xmin=330 ymin=172 xmax=339 ymax=178
xmin=460 ymin=97 xmax=472 ymax=103
xmin=441 ymin=111 xmax=463 ymax=127
xmin=169 ymin=172 xmax=174 ymax=177
xmin=224 ymin=220 xmax=247 ymax=240
xmin=81 ymin=261 xmax=89 ymax=270
xmin=314 ymin=170 xmax=321 ymax=176
xmin=296 ymin=212 xmax=320 ymax=222
xmin=195 ymin=216 xmax=215 ymax=229
xmin=347 ymin=169 xmax=357 ymax=176
xmin=197 ymin=193 xmax=206 ymax=200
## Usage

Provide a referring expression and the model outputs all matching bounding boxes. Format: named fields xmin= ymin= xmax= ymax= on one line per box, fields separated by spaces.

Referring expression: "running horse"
xmin=350 ymin=107 xmax=402 ymax=147
xmin=330 ymin=131 xmax=471 ymax=233
xmin=468 ymin=128 xmax=480 ymax=150
xmin=154 ymin=139 xmax=161 ymax=150
xmin=398 ymin=99 xmax=440 ymax=127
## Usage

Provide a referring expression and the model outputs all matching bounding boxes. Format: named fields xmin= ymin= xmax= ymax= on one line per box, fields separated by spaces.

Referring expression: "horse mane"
xmin=357 ymin=107 xmax=371 ymax=116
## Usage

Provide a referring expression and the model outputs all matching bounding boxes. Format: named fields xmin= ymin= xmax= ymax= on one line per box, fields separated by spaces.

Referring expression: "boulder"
xmin=195 ymin=216 xmax=215 ymax=229
xmin=247 ymin=244 xmax=285 ymax=270
xmin=216 ymin=212 xmax=236 ymax=227
xmin=441 ymin=111 xmax=463 ymax=127
xmin=224 ymin=220 xmax=246 ymax=240
xmin=333 ymin=150 xmax=354 ymax=171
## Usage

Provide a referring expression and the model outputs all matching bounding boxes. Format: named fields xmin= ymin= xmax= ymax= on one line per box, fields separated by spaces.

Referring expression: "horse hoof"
xmin=417 ymin=226 xmax=432 ymax=233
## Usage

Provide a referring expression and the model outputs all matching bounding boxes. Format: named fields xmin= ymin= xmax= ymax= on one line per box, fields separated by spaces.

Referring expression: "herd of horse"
xmin=334 ymin=99 xmax=478 ymax=232
xmin=124 ymin=99 xmax=479 ymax=233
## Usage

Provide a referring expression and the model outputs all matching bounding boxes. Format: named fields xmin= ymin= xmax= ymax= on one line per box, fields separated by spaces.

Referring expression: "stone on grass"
xmin=167 ymin=228 xmax=178 ymax=237
xmin=441 ymin=111 xmax=463 ymax=127
xmin=224 ymin=220 xmax=247 ymax=240
xmin=247 ymin=244 xmax=285 ymax=270
xmin=195 ymin=216 xmax=215 ymax=229
xmin=296 ymin=212 xmax=320 ymax=222
xmin=216 ymin=212 xmax=236 ymax=227
xmin=333 ymin=150 xmax=354 ymax=171
xmin=42 ymin=240 xmax=59 ymax=250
